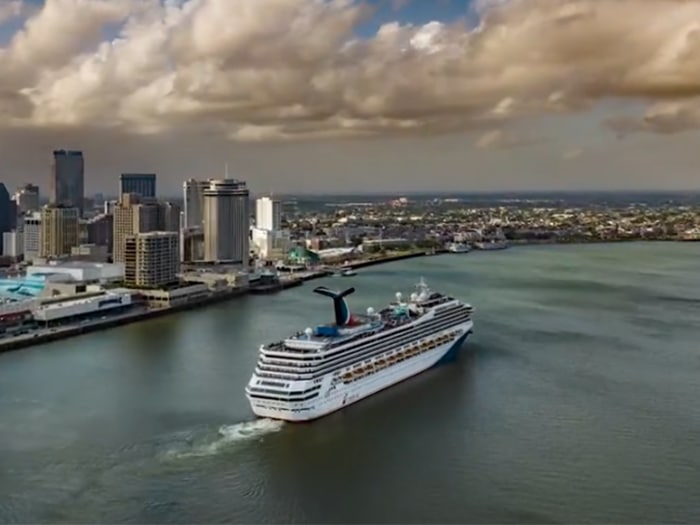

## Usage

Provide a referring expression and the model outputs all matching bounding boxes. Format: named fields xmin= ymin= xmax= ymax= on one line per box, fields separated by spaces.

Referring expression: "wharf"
xmin=0 ymin=252 xmax=443 ymax=353
xmin=343 ymin=249 xmax=446 ymax=270
xmin=0 ymin=287 xmax=248 ymax=354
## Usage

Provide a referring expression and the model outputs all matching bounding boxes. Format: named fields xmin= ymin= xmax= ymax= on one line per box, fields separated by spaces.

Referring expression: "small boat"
xmin=340 ymin=267 xmax=357 ymax=277
xmin=447 ymin=242 xmax=472 ymax=253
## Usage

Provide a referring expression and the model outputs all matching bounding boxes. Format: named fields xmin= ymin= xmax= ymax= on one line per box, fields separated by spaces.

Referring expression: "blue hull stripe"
xmin=433 ymin=330 xmax=472 ymax=367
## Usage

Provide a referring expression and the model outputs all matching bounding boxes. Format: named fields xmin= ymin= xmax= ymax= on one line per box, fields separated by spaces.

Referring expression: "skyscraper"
xmin=14 ymin=183 xmax=40 ymax=214
xmin=40 ymin=205 xmax=79 ymax=258
xmin=158 ymin=201 xmax=181 ymax=232
xmin=124 ymin=232 xmax=179 ymax=288
xmin=0 ymin=183 xmax=14 ymax=254
xmin=120 ymin=173 xmax=156 ymax=198
xmin=50 ymin=150 xmax=84 ymax=215
xmin=255 ymin=196 xmax=282 ymax=231
xmin=112 ymin=193 xmax=159 ymax=263
xmin=183 ymin=179 xmax=210 ymax=228
xmin=203 ymin=179 xmax=250 ymax=264
xmin=23 ymin=211 xmax=41 ymax=261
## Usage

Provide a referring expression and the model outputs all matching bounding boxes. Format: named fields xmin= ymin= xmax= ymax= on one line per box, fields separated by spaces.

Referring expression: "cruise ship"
xmin=245 ymin=279 xmax=474 ymax=422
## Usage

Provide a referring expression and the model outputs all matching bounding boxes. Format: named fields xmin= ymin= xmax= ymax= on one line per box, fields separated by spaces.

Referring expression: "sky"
xmin=1 ymin=0 xmax=700 ymax=196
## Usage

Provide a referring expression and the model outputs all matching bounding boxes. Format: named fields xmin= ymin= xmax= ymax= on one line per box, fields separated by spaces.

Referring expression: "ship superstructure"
xmin=245 ymin=278 xmax=474 ymax=422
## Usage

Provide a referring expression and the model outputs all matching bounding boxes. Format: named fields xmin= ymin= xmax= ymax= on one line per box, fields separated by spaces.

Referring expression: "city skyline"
xmin=1 ymin=0 xmax=700 ymax=194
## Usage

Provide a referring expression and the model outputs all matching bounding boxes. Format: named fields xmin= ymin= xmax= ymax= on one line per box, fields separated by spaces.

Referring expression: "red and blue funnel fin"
xmin=313 ymin=286 xmax=355 ymax=326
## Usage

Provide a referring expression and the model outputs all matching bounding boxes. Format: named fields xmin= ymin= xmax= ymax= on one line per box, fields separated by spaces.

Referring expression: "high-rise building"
xmin=181 ymin=227 xmax=204 ymax=263
xmin=40 ymin=205 xmax=79 ymax=258
xmin=2 ymin=230 xmax=23 ymax=258
xmin=124 ymin=232 xmax=179 ymax=288
xmin=203 ymin=179 xmax=250 ymax=265
xmin=23 ymin=211 xmax=41 ymax=261
xmin=86 ymin=214 xmax=114 ymax=253
xmin=14 ymin=183 xmax=40 ymax=214
xmin=112 ymin=193 xmax=159 ymax=263
xmin=158 ymin=201 xmax=181 ymax=232
xmin=50 ymin=150 xmax=84 ymax=215
xmin=120 ymin=173 xmax=156 ymax=198
xmin=255 ymin=196 xmax=282 ymax=231
xmin=0 ymin=183 xmax=14 ymax=254
xmin=183 ymin=179 xmax=210 ymax=228
xmin=104 ymin=200 xmax=117 ymax=215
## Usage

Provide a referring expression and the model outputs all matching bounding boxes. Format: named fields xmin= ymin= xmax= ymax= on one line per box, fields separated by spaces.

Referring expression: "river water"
xmin=1 ymin=242 xmax=700 ymax=524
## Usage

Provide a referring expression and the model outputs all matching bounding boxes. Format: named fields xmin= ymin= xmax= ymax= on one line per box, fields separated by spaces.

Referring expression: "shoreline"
xmin=0 ymin=239 xmax=689 ymax=354
xmin=0 ymin=288 xmax=248 ymax=354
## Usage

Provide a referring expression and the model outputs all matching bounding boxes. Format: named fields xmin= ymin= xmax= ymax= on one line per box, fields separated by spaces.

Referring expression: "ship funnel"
xmin=313 ymin=286 xmax=355 ymax=326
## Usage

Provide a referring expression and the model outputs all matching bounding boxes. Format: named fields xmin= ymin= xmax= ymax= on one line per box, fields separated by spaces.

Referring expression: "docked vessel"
xmin=473 ymin=240 xmax=509 ymax=250
xmin=447 ymin=242 xmax=472 ymax=253
xmin=245 ymin=278 xmax=474 ymax=422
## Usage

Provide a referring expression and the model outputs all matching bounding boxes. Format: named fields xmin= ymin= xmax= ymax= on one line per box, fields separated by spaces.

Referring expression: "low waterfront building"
xmin=287 ymin=246 xmax=320 ymax=265
xmin=315 ymin=247 xmax=358 ymax=263
xmin=360 ymin=237 xmax=411 ymax=252
xmin=70 ymin=243 xmax=109 ymax=262
xmin=136 ymin=283 xmax=209 ymax=308
xmin=27 ymin=261 xmax=125 ymax=284
xmin=32 ymin=288 xmax=134 ymax=325
xmin=0 ymin=298 xmax=37 ymax=337
xmin=179 ymin=268 xmax=249 ymax=290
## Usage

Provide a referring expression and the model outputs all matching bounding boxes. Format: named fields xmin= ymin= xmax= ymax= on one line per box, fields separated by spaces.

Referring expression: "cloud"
xmin=1 ymin=0 xmax=700 ymax=142
xmin=562 ymin=148 xmax=583 ymax=160
xmin=474 ymin=129 xmax=540 ymax=150
xmin=0 ymin=0 xmax=23 ymax=24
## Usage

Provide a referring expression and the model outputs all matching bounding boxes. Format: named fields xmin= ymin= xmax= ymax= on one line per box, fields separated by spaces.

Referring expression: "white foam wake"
xmin=164 ymin=418 xmax=284 ymax=460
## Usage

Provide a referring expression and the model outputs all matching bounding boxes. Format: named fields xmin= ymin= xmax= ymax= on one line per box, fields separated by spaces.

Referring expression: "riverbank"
xmin=0 ymin=287 xmax=248 ymax=353
xmin=0 ymin=253 xmax=433 ymax=352
xmin=345 ymin=249 xmax=446 ymax=269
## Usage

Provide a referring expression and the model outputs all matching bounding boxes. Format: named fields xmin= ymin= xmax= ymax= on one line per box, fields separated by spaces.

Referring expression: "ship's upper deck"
xmin=264 ymin=278 xmax=460 ymax=353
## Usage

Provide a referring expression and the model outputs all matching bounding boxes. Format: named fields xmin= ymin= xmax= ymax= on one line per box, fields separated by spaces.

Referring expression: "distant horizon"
xmin=80 ymin=188 xmax=700 ymax=201
xmin=13 ymin=184 xmax=700 ymax=202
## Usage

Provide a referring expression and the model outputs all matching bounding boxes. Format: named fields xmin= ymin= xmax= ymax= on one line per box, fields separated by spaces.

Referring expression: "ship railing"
xmin=255 ymin=369 xmax=313 ymax=380
xmin=259 ymin=361 xmax=318 ymax=371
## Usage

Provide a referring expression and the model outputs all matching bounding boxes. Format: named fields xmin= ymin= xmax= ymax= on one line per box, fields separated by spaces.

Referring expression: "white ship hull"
xmin=247 ymin=319 xmax=473 ymax=422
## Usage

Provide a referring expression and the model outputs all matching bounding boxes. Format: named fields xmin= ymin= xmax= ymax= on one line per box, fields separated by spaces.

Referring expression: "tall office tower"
xmin=203 ymin=179 xmax=249 ymax=264
xmin=50 ymin=150 xmax=84 ymax=215
xmin=120 ymin=173 xmax=156 ymax=198
xmin=14 ymin=183 xmax=40 ymax=214
xmin=2 ymin=230 xmax=23 ymax=258
xmin=112 ymin=193 xmax=159 ymax=263
xmin=158 ymin=201 xmax=181 ymax=232
xmin=104 ymin=200 xmax=117 ymax=215
xmin=0 ymin=183 xmax=14 ymax=254
xmin=87 ymin=214 xmax=114 ymax=252
xmin=183 ymin=179 xmax=210 ymax=228
xmin=23 ymin=211 xmax=41 ymax=261
xmin=255 ymin=196 xmax=282 ymax=231
xmin=124 ymin=232 xmax=179 ymax=288
xmin=40 ymin=205 xmax=79 ymax=258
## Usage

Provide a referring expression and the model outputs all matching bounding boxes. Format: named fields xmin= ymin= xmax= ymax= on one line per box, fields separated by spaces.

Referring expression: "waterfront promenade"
xmin=0 ymin=250 xmax=437 ymax=353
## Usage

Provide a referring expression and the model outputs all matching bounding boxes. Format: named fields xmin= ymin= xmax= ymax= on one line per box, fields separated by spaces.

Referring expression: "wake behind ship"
xmin=245 ymin=279 xmax=474 ymax=422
